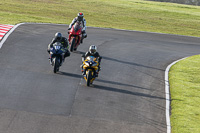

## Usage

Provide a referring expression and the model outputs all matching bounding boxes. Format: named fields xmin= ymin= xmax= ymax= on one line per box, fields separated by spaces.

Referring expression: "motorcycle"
xmin=68 ymin=21 xmax=82 ymax=52
xmin=49 ymin=42 xmax=65 ymax=73
xmin=82 ymin=56 xmax=99 ymax=86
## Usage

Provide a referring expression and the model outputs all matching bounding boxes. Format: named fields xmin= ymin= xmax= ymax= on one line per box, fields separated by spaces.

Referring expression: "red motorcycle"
xmin=68 ymin=22 xmax=82 ymax=52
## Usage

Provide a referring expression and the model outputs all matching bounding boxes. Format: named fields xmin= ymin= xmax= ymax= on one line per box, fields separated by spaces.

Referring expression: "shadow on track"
xmin=74 ymin=51 xmax=164 ymax=72
xmin=102 ymin=56 xmax=164 ymax=71
xmin=57 ymin=71 xmax=82 ymax=78
xmin=94 ymin=84 xmax=165 ymax=100
xmin=74 ymin=51 xmax=165 ymax=83
xmin=57 ymin=71 xmax=153 ymax=92
xmin=102 ymin=56 xmax=167 ymax=84
xmin=96 ymin=79 xmax=151 ymax=90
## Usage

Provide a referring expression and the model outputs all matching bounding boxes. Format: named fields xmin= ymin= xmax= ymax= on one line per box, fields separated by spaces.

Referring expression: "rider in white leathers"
xmin=68 ymin=12 xmax=87 ymax=43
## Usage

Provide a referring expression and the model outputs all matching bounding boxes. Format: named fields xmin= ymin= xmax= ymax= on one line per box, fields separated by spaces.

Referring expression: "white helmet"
xmin=89 ymin=45 xmax=97 ymax=55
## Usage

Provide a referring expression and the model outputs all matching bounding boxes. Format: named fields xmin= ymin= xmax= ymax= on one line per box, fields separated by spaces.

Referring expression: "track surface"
xmin=0 ymin=24 xmax=200 ymax=133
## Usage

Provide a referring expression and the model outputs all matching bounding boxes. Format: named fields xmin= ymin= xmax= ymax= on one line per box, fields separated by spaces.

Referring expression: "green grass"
xmin=1 ymin=0 xmax=200 ymax=132
xmin=169 ymin=55 xmax=200 ymax=133
xmin=0 ymin=0 xmax=200 ymax=37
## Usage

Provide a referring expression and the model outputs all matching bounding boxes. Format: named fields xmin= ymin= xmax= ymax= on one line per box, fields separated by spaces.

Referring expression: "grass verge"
xmin=169 ymin=55 xmax=200 ymax=133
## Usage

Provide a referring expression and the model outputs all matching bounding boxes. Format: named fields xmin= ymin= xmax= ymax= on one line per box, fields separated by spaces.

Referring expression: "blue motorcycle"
xmin=49 ymin=42 xmax=65 ymax=73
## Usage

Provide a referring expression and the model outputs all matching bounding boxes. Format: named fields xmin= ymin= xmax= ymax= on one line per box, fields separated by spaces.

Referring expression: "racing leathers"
xmin=81 ymin=51 xmax=102 ymax=77
xmin=68 ymin=17 xmax=87 ymax=43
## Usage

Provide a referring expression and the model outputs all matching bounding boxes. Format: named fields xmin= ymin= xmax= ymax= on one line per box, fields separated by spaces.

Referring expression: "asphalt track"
xmin=0 ymin=23 xmax=200 ymax=133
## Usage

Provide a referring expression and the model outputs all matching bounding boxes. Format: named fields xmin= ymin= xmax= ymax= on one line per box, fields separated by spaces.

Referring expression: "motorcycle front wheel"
xmin=53 ymin=57 xmax=59 ymax=73
xmin=70 ymin=38 xmax=76 ymax=52
xmin=86 ymin=70 xmax=92 ymax=86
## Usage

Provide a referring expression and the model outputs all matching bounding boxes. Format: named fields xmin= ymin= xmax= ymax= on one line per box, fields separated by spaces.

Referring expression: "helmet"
xmin=55 ymin=32 xmax=62 ymax=41
xmin=89 ymin=45 xmax=97 ymax=55
xmin=77 ymin=12 xmax=84 ymax=21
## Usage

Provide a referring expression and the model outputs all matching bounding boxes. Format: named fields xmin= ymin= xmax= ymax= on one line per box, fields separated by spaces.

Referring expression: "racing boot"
xmin=48 ymin=55 xmax=52 ymax=65
xmin=49 ymin=57 xmax=52 ymax=65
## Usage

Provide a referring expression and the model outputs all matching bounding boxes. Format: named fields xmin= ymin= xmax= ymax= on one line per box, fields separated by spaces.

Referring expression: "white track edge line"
xmin=0 ymin=23 xmax=25 ymax=48
xmin=165 ymin=57 xmax=188 ymax=133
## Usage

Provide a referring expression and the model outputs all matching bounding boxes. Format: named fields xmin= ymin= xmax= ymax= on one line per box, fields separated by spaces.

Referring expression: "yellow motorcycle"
xmin=82 ymin=56 xmax=99 ymax=86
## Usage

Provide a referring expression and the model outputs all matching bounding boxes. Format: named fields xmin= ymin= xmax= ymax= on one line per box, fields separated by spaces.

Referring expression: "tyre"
xmin=86 ymin=70 xmax=92 ymax=86
xmin=70 ymin=38 xmax=76 ymax=52
xmin=53 ymin=57 xmax=59 ymax=73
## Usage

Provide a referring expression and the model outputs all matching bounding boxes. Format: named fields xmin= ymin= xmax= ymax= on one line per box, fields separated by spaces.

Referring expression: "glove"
xmin=68 ymin=28 xmax=71 ymax=30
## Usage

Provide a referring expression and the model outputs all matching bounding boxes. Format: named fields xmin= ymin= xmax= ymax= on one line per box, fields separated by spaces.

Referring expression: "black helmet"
xmin=77 ymin=12 xmax=84 ymax=21
xmin=55 ymin=32 xmax=62 ymax=41
xmin=89 ymin=45 xmax=97 ymax=55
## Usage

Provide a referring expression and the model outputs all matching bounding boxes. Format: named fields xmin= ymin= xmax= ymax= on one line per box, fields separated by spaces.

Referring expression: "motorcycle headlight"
xmin=85 ymin=62 xmax=90 ymax=66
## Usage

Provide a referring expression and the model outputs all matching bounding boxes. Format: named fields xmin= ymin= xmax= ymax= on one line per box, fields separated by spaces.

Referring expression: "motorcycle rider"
xmin=81 ymin=45 xmax=102 ymax=77
xmin=68 ymin=12 xmax=87 ymax=43
xmin=47 ymin=32 xmax=70 ymax=62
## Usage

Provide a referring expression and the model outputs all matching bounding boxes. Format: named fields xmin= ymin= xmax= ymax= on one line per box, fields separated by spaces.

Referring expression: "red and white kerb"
xmin=0 ymin=24 xmax=14 ymax=40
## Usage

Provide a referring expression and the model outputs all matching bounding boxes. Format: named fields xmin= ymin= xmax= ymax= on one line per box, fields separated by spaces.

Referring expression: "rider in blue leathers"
xmin=47 ymin=32 xmax=70 ymax=61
